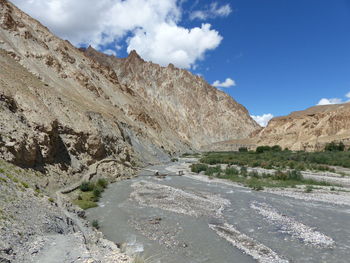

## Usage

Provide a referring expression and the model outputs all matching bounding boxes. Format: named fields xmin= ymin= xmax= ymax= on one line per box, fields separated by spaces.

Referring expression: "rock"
xmin=256 ymin=103 xmax=350 ymax=151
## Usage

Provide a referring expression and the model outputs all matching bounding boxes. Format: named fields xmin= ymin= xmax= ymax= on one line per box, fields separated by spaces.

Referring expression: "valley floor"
xmin=85 ymin=158 xmax=350 ymax=263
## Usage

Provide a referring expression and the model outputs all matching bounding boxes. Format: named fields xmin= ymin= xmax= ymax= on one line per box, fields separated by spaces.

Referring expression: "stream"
xmin=86 ymin=160 xmax=350 ymax=263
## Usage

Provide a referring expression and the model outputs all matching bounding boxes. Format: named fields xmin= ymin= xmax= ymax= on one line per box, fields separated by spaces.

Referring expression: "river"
xmin=86 ymin=160 xmax=350 ymax=263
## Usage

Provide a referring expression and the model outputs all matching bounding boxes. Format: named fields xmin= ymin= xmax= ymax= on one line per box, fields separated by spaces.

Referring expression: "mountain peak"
xmin=127 ymin=50 xmax=143 ymax=61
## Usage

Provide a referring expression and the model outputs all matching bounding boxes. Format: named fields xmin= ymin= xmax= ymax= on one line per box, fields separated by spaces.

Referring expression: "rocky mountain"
xmin=84 ymin=47 xmax=259 ymax=149
xmin=0 ymin=0 xmax=259 ymax=169
xmin=201 ymin=103 xmax=350 ymax=152
xmin=255 ymin=103 xmax=350 ymax=151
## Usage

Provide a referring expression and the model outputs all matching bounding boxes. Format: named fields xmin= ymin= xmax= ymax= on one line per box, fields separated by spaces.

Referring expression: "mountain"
xmin=84 ymin=47 xmax=259 ymax=149
xmin=256 ymin=103 xmax=350 ymax=151
xmin=201 ymin=103 xmax=350 ymax=152
xmin=0 ymin=0 xmax=259 ymax=169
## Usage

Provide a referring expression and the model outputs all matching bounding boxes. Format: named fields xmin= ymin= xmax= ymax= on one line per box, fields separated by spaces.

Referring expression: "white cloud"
xmin=11 ymin=0 xmax=223 ymax=69
xmin=212 ymin=78 xmax=236 ymax=88
xmin=128 ymin=23 xmax=222 ymax=68
xmin=316 ymin=91 xmax=350 ymax=105
xmin=251 ymin=114 xmax=274 ymax=127
xmin=317 ymin=98 xmax=343 ymax=105
xmin=190 ymin=2 xmax=232 ymax=20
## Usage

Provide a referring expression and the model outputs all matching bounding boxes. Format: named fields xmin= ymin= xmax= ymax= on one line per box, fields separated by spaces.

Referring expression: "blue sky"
xmin=12 ymin=0 xmax=350 ymax=126
xmin=184 ymin=0 xmax=350 ymax=119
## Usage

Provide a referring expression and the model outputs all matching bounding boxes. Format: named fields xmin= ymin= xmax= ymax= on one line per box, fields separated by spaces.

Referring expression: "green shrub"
xmin=205 ymin=165 xmax=222 ymax=176
xmin=21 ymin=181 xmax=29 ymax=188
xmin=240 ymin=166 xmax=248 ymax=177
xmin=191 ymin=163 xmax=208 ymax=173
xmin=239 ymin=147 xmax=248 ymax=152
xmin=225 ymin=167 xmax=239 ymax=176
xmin=93 ymin=187 xmax=103 ymax=201
xmin=325 ymin=141 xmax=345 ymax=152
xmin=92 ymin=219 xmax=100 ymax=229
xmin=171 ymin=158 xmax=179 ymax=162
xmin=97 ymin=178 xmax=108 ymax=189
xmin=80 ymin=181 xmax=95 ymax=192
xmin=256 ymin=146 xmax=271 ymax=153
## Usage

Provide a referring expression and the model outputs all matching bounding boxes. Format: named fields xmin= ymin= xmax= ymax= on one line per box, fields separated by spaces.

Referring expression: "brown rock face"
xmin=0 ymin=0 xmax=259 ymax=168
xmin=256 ymin=103 xmax=350 ymax=151
xmin=84 ymin=47 xmax=259 ymax=148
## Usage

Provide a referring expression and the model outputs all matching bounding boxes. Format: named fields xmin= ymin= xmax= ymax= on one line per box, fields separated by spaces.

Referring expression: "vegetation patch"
xmin=73 ymin=179 xmax=109 ymax=210
xmin=200 ymin=149 xmax=350 ymax=171
xmin=92 ymin=219 xmax=100 ymax=229
xmin=191 ymin=163 xmax=335 ymax=190
xmin=181 ymin=152 xmax=201 ymax=158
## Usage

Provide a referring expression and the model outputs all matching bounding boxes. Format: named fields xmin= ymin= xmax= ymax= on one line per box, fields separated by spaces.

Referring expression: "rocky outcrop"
xmin=0 ymin=160 xmax=132 ymax=263
xmin=85 ymin=47 xmax=260 ymax=148
xmin=256 ymin=103 xmax=350 ymax=151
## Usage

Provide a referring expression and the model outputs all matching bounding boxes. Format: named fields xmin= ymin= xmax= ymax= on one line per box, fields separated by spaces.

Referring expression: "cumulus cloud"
xmin=212 ymin=78 xmax=236 ymax=88
xmin=190 ymin=2 xmax=232 ymax=20
xmin=317 ymin=98 xmax=343 ymax=105
xmin=251 ymin=114 xmax=274 ymax=127
xmin=12 ymin=0 xmax=223 ymax=69
xmin=128 ymin=23 xmax=222 ymax=68
xmin=346 ymin=92 xmax=350 ymax=99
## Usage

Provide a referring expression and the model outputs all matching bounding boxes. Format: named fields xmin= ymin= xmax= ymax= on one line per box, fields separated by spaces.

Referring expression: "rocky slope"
xmin=0 ymin=0 xmax=259 ymax=169
xmin=202 ymin=103 xmax=350 ymax=152
xmin=84 ymin=47 xmax=260 ymax=148
xmin=255 ymin=103 xmax=350 ymax=151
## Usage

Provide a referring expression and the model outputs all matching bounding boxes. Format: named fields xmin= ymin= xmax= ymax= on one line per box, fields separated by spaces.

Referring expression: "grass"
xmin=181 ymin=152 xmax=201 ymax=158
xmin=20 ymin=181 xmax=29 ymax=188
xmin=73 ymin=191 xmax=98 ymax=210
xmin=191 ymin=163 xmax=335 ymax=190
xmin=73 ymin=179 xmax=109 ymax=210
xmin=200 ymin=150 xmax=350 ymax=172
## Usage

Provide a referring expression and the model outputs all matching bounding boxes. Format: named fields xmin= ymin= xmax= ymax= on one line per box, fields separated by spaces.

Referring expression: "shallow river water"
xmin=86 ymin=162 xmax=350 ymax=263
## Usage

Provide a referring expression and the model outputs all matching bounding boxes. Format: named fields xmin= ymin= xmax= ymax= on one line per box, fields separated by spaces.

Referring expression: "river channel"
xmin=86 ymin=160 xmax=350 ymax=263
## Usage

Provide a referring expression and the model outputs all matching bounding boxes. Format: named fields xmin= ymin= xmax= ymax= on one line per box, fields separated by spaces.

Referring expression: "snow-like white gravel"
xmin=250 ymin=202 xmax=335 ymax=248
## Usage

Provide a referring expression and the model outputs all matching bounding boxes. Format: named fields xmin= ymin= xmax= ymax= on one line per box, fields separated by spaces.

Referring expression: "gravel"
xmin=250 ymin=201 xmax=335 ymax=248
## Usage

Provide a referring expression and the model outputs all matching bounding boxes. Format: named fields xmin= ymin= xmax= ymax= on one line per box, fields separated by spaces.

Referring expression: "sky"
xmin=11 ymin=0 xmax=350 ymax=126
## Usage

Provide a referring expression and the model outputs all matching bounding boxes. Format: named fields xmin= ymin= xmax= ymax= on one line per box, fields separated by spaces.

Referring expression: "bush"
xmin=205 ymin=165 xmax=222 ymax=176
xmin=21 ymin=181 xmax=29 ymax=188
xmin=97 ymin=178 xmax=108 ymax=189
xmin=239 ymin=147 xmax=248 ymax=152
xmin=325 ymin=141 xmax=345 ymax=152
xmin=80 ymin=181 xmax=95 ymax=192
xmin=271 ymin=145 xmax=282 ymax=152
xmin=225 ymin=167 xmax=239 ymax=176
xmin=92 ymin=220 xmax=100 ymax=229
xmin=256 ymin=146 xmax=271 ymax=153
xmin=240 ymin=166 xmax=248 ymax=177
xmin=287 ymin=170 xmax=303 ymax=181
xmin=93 ymin=187 xmax=103 ymax=200
xmin=191 ymin=163 xmax=208 ymax=173
xmin=171 ymin=158 xmax=179 ymax=162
